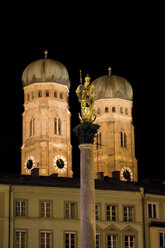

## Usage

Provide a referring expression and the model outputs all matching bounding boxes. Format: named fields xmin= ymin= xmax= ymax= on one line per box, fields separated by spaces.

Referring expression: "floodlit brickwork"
xmin=93 ymin=98 xmax=138 ymax=181
xmin=21 ymin=82 xmax=72 ymax=177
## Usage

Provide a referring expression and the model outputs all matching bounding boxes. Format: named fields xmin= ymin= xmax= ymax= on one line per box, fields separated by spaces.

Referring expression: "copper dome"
xmin=22 ymin=58 xmax=70 ymax=88
xmin=92 ymin=74 xmax=133 ymax=101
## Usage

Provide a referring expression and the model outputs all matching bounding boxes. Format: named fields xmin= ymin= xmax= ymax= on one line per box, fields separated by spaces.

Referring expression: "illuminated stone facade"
xmin=93 ymin=98 xmax=137 ymax=181
xmin=21 ymin=56 xmax=138 ymax=181
xmin=21 ymin=58 xmax=72 ymax=177
xmin=92 ymin=73 xmax=138 ymax=181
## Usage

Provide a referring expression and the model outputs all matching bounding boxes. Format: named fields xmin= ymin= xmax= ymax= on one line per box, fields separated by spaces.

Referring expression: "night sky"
xmin=0 ymin=3 xmax=164 ymax=181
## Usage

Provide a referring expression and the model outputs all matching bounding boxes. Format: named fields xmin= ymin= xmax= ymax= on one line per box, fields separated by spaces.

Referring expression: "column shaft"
xmin=79 ymin=143 xmax=96 ymax=248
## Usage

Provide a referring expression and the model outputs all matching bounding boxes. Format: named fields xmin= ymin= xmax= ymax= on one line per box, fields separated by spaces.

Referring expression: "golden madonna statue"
xmin=76 ymin=72 xmax=96 ymax=123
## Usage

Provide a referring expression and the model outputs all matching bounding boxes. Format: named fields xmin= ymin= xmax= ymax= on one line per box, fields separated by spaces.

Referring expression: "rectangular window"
xmin=45 ymin=90 xmax=49 ymax=97
xmin=160 ymin=232 xmax=165 ymax=248
xmin=65 ymin=202 xmax=77 ymax=219
xmin=15 ymin=230 xmax=27 ymax=248
xmin=106 ymin=205 xmax=117 ymax=221
xmin=95 ymin=204 xmax=101 ymax=220
xmin=125 ymin=108 xmax=128 ymax=115
xmin=26 ymin=94 xmax=30 ymax=101
xmin=32 ymin=92 xmax=34 ymax=99
xmin=15 ymin=200 xmax=27 ymax=217
xmin=54 ymin=117 xmax=61 ymax=135
xmin=125 ymin=235 xmax=135 ymax=248
xmin=120 ymin=107 xmax=123 ymax=113
xmin=148 ymin=203 xmax=157 ymax=219
xmin=107 ymin=234 xmax=118 ymax=248
xmin=58 ymin=118 xmax=61 ymax=135
xmin=65 ymin=232 xmax=76 ymax=248
xmin=112 ymin=107 xmax=116 ymax=112
xmin=105 ymin=107 xmax=109 ymax=113
xmin=54 ymin=117 xmax=57 ymax=135
xmin=121 ymin=131 xmax=127 ymax=148
xmin=40 ymin=201 xmax=52 ymax=218
xmin=30 ymin=118 xmax=35 ymax=137
xmin=38 ymin=91 xmax=42 ymax=97
xmin=54 ymin=91 xmax=57 ymax=98
xmin=96 ymin=233 xmax=101 ymax=248
xmin=40 ymin=231 xmax=52 ymax=248
xmin=124 ymin=206 xmax=134 ymax=222
xmin=60 ymin=92 xmax=63 ymax=99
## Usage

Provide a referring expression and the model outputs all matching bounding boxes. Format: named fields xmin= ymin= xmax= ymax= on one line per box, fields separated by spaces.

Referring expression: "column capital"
xmin=79 ymin=143 xmax=93 ymax=150
xmin=73 ymin=123 xmax=100 ymax=144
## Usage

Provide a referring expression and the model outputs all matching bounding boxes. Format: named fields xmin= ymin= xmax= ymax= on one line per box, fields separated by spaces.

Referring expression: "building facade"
xmin=0 ymin=54 xmax=165 ymax=248
xmin=0 ymin=174 xmax=144 ymax=248
xmin=0 ymin=175 xmax=165 ymax=248
xmin=142 ymin=185 xmax=165 ymax=248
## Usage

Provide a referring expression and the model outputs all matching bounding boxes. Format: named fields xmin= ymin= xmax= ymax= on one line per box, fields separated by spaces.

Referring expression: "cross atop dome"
xmin=108 ymin=66 xmax=112 ymax=75
xmin=44 ymin=50 xmax=48 ymax=59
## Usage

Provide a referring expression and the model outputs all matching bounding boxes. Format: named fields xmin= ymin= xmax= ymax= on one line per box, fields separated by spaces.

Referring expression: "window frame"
xmin=14 ymin=229 xmax=28 ymax=248
xmin=54 ymin=116 xmax=62 ymax=135
xmin=123 ymin=206 xmax=135 ymax=222
xmin=95 ymin=203 xmax=102 ymax=221
xmin=159 ymin=231 xmax=165 ymax=248
xmin=147 ymin=202 xmax=159 ymax=219
xmin=121 ymin=130 xmax=127 ymax=148
xmin=96 ymin=233 xmax=101 ymax=248
xmin=124 ymin=235 xmax=135 ymax=248
xmin=64 ymin=201 xmax=77 ymax=219
xmin=39 ymin=230 xmax=53 ymax=248
xmin=106 ymin=204 xmax=118 ymax=221
xmin=64 ymin=231 xmax=77 ymax=248
xmin=40 ymin=200 xmax=53 ymax=218
xmin=107 ymin=234 xmax=118 ymax=248
xmin=15 ymin=199 xmax=28 ymax=217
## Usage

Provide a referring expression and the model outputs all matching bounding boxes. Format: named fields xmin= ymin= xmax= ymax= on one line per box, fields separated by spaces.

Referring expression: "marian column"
xmin=73 ymin=73 xmax=100 ymax=248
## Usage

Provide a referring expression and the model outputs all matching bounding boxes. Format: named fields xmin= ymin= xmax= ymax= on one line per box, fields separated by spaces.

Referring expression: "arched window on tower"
xmin=121 ymin=130 xmax=126 ymax=148
xmin=58 ymin=118 xmax=61 ymax=135
xmin=54 ymin=117 xmax=62 ymax=135
xmin=30 ymin=118 xmax=35 ymax=137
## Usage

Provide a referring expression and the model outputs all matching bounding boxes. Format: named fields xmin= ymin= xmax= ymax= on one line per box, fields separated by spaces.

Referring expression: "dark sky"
xmin=0 ymin=3 xmax=164 ymax=180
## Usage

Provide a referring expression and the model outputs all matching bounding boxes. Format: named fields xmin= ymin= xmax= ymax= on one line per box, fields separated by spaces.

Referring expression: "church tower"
xmin=21 ymin=52 xmax=72 ymax=177
xmin=92 ymin=68 xmax=138 ymax=181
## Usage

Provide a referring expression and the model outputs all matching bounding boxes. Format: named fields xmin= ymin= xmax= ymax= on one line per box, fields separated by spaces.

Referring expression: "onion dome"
xmin=91 ymin=68 xmax=133 ymax=101
xmin=22 ymin=51 xmax=70 ymax=88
